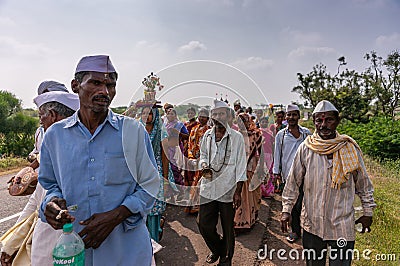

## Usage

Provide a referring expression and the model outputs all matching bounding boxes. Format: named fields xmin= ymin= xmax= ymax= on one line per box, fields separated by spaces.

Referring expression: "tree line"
xmin=293 ymin=50 xmax=400 ymax=122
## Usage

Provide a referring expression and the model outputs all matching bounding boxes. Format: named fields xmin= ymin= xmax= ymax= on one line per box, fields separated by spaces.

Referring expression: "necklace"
xmin=208 ymin=134 xmax=230 ymax=173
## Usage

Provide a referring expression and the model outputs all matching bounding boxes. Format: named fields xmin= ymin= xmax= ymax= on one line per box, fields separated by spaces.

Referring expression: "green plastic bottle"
xmin=52 ymin=223 xmax=85 ymax=266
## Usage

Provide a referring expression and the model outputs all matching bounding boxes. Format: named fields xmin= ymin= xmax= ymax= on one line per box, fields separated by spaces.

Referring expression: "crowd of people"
xmin=0 ymin=54 xmax=376 ymax=266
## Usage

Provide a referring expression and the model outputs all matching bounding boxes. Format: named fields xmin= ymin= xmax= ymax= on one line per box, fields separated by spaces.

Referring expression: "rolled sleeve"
xmin=38 ymin=138 xmax=63 ymax=223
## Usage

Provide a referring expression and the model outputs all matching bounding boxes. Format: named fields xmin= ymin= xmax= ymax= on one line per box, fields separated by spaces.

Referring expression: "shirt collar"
xmin=64 ymin=109 xmax=120 ymax=131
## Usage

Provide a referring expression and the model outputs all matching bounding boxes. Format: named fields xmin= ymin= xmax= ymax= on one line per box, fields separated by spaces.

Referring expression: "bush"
xmin=0 ymin=113 xmax=37 ymax=157
xmin=338 ymin=117 xmax=400 ymax=160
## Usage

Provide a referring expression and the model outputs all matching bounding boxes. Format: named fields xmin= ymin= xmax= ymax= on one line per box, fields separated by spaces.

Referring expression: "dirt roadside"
xmin=155 ymin=195 xmax=305 ymax=266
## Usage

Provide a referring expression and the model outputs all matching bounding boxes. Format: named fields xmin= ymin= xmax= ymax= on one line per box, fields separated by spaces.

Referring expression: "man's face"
xmin=72 ymin=72 xmax=116 ymax=113
xmin=286 ymin=111 xmax=300 ymax=126
xmin=313 ymin=111 xmax=340 ymax=140
xmin=38 ymin=108 xmax=54 ymax=131
xmin=234 ymin=105 xmax=240 ymax=112
xmin=211 ymin=107 xmax=228 ymax=128
xmin=187 ymin=109 xmax=196 ymax=120
xmin=38 ymin=107 xmax=66 ymax=131
xmin=198 ymin=114 xmax=209 ymax=126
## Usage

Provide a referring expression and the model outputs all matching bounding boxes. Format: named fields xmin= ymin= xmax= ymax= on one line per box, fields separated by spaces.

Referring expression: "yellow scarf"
xmin=304 ymin=131 xmax=362 ymax=189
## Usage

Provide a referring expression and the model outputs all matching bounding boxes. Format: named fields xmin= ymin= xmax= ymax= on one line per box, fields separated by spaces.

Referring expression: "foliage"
xmin=0 ymin=156 xmax=29 ymax=172
xmin=0 ymin=90 xmax=22 ymax=132
xmin=364 ymin=50 xmax=400 ymax=118
xmin=111 ymin=106 xmax=127 ymax=114
xmin=338 ymin=117 xmax=400 ymax=160
xmin=0 ymin=91 xmax=37 ymax=156
xmin=293 ymin=50 xmax=400 ymax=121
xmin=171 ymin=103 xmax=202 ymax=120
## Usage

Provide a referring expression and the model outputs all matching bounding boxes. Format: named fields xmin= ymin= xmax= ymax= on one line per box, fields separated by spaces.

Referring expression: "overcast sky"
xmin=1 ymin=0 xmax=399 ymax=109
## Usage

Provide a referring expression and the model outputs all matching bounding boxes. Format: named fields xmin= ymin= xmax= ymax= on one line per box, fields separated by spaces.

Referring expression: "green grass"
xmin=353 ymin=156 xmax=400 ymax=265
xmin=0 ymin=156 xmax=29 ymax=173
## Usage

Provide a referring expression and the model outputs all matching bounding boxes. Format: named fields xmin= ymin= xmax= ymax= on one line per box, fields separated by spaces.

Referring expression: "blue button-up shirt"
xmin=39 ymin=110 xmax=159 ymax=266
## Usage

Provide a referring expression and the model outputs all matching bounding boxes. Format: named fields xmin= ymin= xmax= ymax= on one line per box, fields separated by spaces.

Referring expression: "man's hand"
xmin=44 ymin=197 xmax=75 ymax=230
xmin=355 ymin=216 xmax=373 ymax=233
xmin=280 ymin=212 xmax=292 ymax=233
xmin=78 ymin=206 xmax=132 ymax=249
xmin=1 ymin=251 xmax=17 ymax=266
xmin=233 ymin=181 xmax=244 ymax=210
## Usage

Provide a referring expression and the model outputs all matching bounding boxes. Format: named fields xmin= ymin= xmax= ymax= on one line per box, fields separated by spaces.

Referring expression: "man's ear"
xmin=71 ymin=79 xmax=79 ymax=93
xmin=49 ymin=109 xmax=58 ymax=123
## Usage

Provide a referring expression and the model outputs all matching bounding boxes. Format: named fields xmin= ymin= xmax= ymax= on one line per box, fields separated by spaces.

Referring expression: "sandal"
xmin=206 ymin=252 xmax=219 ymax=264
xmin=286 ymin=232 xmax=300 ymax=243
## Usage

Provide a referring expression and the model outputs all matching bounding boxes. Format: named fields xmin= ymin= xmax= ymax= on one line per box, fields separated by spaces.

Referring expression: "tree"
xmin=364 ymin=50 xmax=400 ymax=119
xmin=0 ymin=90 xmax=22 ymax=132
xmin=292 ymin=61 xmax=371 ymax=122
xmin=0 ymin=91 xmax=37 ymax=156
xmin=292 ymin=64 xmax=335 ymax=108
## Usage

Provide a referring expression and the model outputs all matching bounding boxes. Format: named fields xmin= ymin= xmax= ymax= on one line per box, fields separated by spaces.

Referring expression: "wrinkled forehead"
xmin=313 ymin=111 xmax=338 ymax=119
xmin=85 ymin=71 xmax=117 ymax=81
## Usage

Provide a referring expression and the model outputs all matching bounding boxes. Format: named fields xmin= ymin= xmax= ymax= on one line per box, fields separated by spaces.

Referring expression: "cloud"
xmin=135 ymin=40 xmax=164 ymax=50
xmin=0 ymin=17 xmax=16 ymax=27
xmin=288 ymin=46 xmax=337 ymax=60
xmin=0 ymin=36 xmax=55 ymax=58
xmin=375 ymin=32 xmax=400 ymax=48
xmin=281 ymin=27 xmax=322 ymax=46
xmin=178 ymin=41 xmax=207 ymax=53
xmin=231 ymin=56 xmax=274 ymax=70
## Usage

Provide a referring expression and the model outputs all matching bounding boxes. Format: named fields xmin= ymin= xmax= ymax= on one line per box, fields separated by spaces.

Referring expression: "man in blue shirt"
xmin=39 ymin=55 xmax=160 ymax=265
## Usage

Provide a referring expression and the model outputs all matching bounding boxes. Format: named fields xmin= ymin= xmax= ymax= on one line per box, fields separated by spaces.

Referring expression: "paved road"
xmin=0 ymin=172 xmax=30 ymax=235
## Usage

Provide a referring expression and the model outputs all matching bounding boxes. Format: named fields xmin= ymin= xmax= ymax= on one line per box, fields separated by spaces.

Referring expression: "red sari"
xmin=184 ymin=123 xmax=209 ymax=214
xmin=234 ymin=114 xmax=264 ymax=229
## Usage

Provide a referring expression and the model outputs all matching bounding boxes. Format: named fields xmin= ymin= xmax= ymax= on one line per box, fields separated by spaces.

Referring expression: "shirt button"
xmin=90 ymin=158 xmax=95 ymax=162
xmin=91 ymin=176 xmax=95 ymax=180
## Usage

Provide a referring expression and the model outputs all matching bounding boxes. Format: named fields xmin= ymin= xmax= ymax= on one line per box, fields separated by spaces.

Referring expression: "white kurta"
xmin=17 ymin=184 xmax=62 ymax=266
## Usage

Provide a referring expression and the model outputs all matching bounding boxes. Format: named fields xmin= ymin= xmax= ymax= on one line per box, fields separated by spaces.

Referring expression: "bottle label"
xmin=53 ymin=250 xmax=85 ymax=266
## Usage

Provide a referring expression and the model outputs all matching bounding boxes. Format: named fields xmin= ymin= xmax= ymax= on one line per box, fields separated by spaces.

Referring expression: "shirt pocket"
xmin=104 ymin=152 xmax=133 ymax=185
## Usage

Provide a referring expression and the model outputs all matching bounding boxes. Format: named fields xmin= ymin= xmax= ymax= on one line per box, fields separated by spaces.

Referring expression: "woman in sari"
xmin=234 ymin=113 xmax=264 ymax=231
xmin=184 ymin=108 xmax=210 ymax=214
xmin=140 ymin=105 xmax=177 ymax=241
xmin=259 ymin=117 xmax=275 ymax=198
xmin=164 ymin=109 xmax=189 ymax=187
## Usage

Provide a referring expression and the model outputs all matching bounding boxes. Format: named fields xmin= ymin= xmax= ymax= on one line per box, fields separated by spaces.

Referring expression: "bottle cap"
xmin=63 ymin=223 xmax=73 ymax=232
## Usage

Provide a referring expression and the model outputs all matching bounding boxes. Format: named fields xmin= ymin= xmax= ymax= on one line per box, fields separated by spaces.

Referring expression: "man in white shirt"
xmin=197 ymin=100 xmax=247 ymax=266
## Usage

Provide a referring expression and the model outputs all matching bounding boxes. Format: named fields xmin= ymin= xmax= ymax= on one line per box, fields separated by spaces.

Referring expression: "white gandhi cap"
xmin=312 ymin=100 xmax=338 ymax=114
